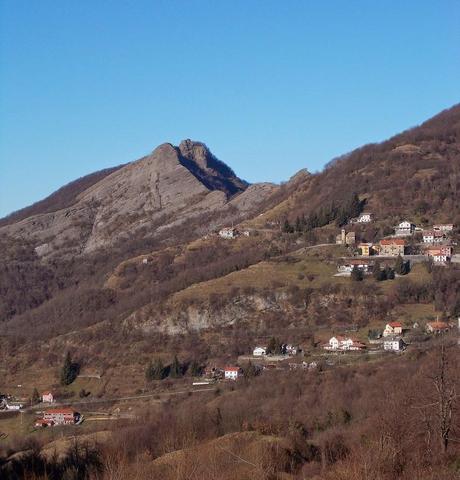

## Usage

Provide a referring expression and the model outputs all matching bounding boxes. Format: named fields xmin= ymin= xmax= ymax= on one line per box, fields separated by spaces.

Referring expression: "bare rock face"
xmin=0 ymin=140 xmax=277 ymax=257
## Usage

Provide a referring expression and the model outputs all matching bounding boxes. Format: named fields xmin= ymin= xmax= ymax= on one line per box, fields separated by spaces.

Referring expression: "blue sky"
xmin=0 ymin=1 xmax=459 ymax=217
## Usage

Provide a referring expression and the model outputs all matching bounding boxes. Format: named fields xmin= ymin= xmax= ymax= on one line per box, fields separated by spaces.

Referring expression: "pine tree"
xmin=372 ymin=260 xmax=385 ymax=281
xmin=282 ymin=219 xmax=293 ymax=233
xmin=60 ymin=351 xmax=78 ymax=386
xmin=267 ymin=337 xmax=279 ymax=354
xmin=385 ymin=267 xmax=395 ymax=280
xmin=351 ymin=265 xmax=364 ymax=282
xmin=31 ymin=388 xmax=40 ymax=405
xmin=189 ymin=360 xmax=201 ymax=377
xmin=146 ymin=358 xmax=165 ymax=381
xmin=395 ymin=255 xmax=409 ymax=275
xmin=170 ymin=355 xmax=182 ymax=378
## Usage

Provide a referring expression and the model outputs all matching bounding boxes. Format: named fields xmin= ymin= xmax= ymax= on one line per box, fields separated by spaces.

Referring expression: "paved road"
xmin=29 ymin=386 xmax=215 ymax=411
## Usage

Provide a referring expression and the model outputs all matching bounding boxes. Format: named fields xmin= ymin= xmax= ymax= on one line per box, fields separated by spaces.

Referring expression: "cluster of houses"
xmin=0 ymin=395 xmax=24 ymax=411
xmin=252 ymin=344 xmax=300 ymax=357
xmin=324 ymin=318 xmax=457 ymax=354
xmin=218 ymin=227 xmax=250 ymax=239
xmin=337 ymin=219 xmax=455 ymax=272
xmin=35 ymin=408 xmax=81 ymax=428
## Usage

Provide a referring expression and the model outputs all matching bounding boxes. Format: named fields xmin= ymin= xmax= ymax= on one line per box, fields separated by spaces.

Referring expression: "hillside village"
xmin=1 ymin=212 xmax=459 ymax=433
xmin=1 ymin=105 xmax=460 ymax=478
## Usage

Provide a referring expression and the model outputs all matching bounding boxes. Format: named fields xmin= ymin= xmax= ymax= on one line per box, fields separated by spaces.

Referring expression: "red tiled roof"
xmin=427 ymin=321 xmax=449 ymax=329
xmin=388 ymin=322 xmax=402 ymax=328
xmin=45 ymin=408 xmax=75 ymax=415
xmin=224 ymin=367 xmax=240 ymax=372
xmin=380 ymin=238 xmax=405 ymax=246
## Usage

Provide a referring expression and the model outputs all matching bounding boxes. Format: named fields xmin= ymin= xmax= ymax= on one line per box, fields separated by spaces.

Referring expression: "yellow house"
xmin=358 ymin=243 xmax=373 ymax=256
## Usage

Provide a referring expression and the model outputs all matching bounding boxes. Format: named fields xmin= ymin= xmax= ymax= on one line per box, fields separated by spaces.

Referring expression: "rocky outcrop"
xmin=0 ymin=140 xmax=278 ymax=257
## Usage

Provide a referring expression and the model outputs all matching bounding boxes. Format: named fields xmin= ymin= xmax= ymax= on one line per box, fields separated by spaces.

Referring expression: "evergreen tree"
xmin=351 ymin=265 xmax=364 ymax=282
xmin=31 ymin=388 xmax=40 ymax=405
xmin=60 ymin=351 xmax=78 ymax=386
xmin=295 ymin=216 xmax=302 ymax=232
xmin=189 ymin=360 xmax=201 ymax=377
xmin=395 ymin=255 xmax=409 ymax=275
xmin=169 ymin=355 xmax=182 ymax=378
xmin=348 ymin=192 xmax=362 ymax=218
xmin=146 ymin=358 xmax=165 ymax=381
xmin=372 ymin=260 xmax=386 ymax=281
xmin=243 ymin=361 xmax=259 ymax=378
xmin=385 ymin=267 xmax=395 ymax=280
xmin=267 ymin=337 xmax=282 ymax=354
xmin=282 ymin=219 xmax=293 ymax=233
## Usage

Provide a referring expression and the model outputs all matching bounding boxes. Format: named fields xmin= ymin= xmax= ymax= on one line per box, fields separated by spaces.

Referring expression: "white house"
xmin=383 ymin=338 xmax=405 ymax=351
xmin=433 ymin=224 xmax=454 ymax=232
xmin=284 ymin=344 xmax=300 ymax=356
xmin=253 ymin=346 xmax=266 ymax=357
xmin=383 ymin=322 xmax=403 ymax=337
xmin=395 ymin=221 xmax=415 ymax=236
xmin=224 ymin=366 xmax=241 ymax=380
xmin=425 ymin=246 xmax=453 ymax=263
xmin=42 ymin=392 xmax=55 ymax=403
xmin=422 ymin=230 xmax=445 ymax=244
xmin=324 ymin=336 xmax=366 ymax=351
xmin=219 ymin=227 xmax=239 ymax=239
xmin=356 ymin=212 xmax=373 ymax=223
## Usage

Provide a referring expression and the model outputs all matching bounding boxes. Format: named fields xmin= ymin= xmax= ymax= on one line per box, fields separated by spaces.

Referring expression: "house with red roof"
xmin=425 ymin=245 xmax=453 ymax=263
xmin=383 ymin=322 xmax=403 ymax=337
xmin=426 ymin=321 xmax=450 ymax=334
xmin=39 ymin=408 xmax=80 ymax=426
xmin=324 ymin=336 xmax=366 ymax=351
xmin=224 ymin=366 xmax=242 ymax=380
xmin=379 ymin=238 xmax=406 ymax=256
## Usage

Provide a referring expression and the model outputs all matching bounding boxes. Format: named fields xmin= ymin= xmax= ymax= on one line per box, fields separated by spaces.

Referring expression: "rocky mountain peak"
xmin=176 ymin=139 xmax=249 ymax=197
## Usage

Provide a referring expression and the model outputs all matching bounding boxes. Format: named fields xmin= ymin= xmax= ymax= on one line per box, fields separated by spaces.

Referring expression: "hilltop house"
xmin=324 ymin=336 xmax=366 ymax=351
xmin=426 ymin=321 xmax=450 ymax=334
xmin=425 ymin=245 xmax=453 ymax=263
xmin=433 ymin=224 xmax=454 ymax=232
xmin=422 ymin=230 xmax=445 ymax=244
xmin=219 ymin=227 xmax=239 ymax=239
xmin=379 ymin=238 xmax=405 ymax=256
xmin=253 ymin=346 xmax=266 ymax=356
xmin=356 ymin=212 xmax=373 ymax=223
xmin=224 ymin=366 xmax=242 ymax=380
xmin=383 ymin=322 xmax=403 ymax=337
xmin=383 ymin=338 xmax=406 ymax=351
xmin=395 ymin=220 xmax=416 ymax=236
xmin=42 ymin=392 xmax=55 ymax=403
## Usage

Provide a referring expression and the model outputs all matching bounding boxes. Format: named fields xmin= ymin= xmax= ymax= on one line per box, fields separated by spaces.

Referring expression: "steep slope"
xmin=0 ymin=164 xmax=125 ymax=228
xmin=268 ymin=103 xmax=460 ymax=226
xmin=0 ymin=141 xmax=276 ymax=258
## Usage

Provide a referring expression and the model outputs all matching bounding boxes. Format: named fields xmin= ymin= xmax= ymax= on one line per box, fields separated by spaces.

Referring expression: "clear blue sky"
xmin=0 ymin=1 xmax=459 ymax=217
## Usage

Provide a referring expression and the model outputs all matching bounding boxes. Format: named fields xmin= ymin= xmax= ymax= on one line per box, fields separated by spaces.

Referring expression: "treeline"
xmin=2 ymin=340 xmax=458 ymax=479
xmin=282 ymin=192 xmax=364 ymax=233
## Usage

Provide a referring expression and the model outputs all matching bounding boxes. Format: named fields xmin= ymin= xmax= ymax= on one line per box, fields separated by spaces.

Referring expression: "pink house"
xmin=42 ymin=392 xmax=55 ymax=403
